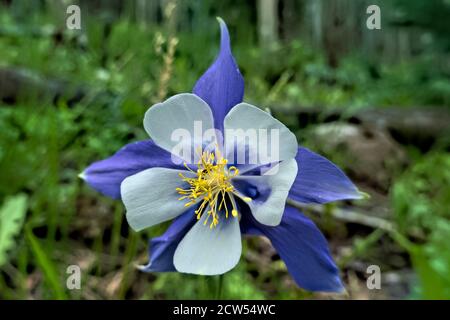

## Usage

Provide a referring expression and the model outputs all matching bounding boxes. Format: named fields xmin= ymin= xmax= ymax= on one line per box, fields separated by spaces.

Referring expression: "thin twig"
xmin=287 ymin=198 xmax=395 ymax=232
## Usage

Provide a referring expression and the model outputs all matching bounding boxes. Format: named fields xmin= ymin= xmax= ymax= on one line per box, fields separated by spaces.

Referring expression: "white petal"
xmin=144 ymin=93 xmax=217 ymax=164
xmin=234 ymin=159 xmax=298 ymax=226
xmin=174 ymin=212 xmax=242 ymax=275
xmin=224 ymin=103 xmax=297 ymax=168
xmin=121 ymin=167 xmax=196 ymax=231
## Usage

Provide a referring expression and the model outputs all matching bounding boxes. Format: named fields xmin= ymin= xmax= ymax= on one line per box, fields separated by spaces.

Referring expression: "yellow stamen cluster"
xmin=176 ymin=149 xmax=250 ymax=228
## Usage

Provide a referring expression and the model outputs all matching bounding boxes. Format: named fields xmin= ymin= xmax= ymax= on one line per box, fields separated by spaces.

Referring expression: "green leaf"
xmin=411 ymin=246 xmax=450 ymax=299
xmin=25 ymin=226 xmax=67 ymax=300
xmin=0 ymin=194 xmax=28 ymax=267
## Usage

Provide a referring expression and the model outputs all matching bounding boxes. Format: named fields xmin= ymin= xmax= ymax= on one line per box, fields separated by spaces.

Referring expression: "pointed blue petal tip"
xmin=193 ymin=18 xmax=244 ymax=131
xmin=216 ymin=17 xmax=231 ymax=55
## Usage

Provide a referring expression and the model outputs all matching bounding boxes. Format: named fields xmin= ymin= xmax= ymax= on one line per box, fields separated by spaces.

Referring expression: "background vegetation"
xmin=0 ymin=0 xmax=449 ymax=299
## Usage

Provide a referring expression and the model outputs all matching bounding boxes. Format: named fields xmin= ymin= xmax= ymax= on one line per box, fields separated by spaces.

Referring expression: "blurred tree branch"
xmin=287 ymin=198 xmax=395 ymax=232
xmin=278 ymin=105 xmax=450 ymax=148
xmin=1 ymin=65 xmax=449 ymax=148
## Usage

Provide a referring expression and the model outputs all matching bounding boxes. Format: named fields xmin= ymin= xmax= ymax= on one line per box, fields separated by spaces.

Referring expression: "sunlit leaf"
xmin=0 ymin=193 xmax=27 ymax=267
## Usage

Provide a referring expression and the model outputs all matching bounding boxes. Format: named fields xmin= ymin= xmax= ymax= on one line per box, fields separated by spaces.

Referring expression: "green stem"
xmin=216 ymin=274 xmax=224 ymax=300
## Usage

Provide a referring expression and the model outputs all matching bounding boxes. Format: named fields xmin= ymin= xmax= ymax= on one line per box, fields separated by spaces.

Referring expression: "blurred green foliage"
xmin=392 ymin=153 xmax=450 ymax=299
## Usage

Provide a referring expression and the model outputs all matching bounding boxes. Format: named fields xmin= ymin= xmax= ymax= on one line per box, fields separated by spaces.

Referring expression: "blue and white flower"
xmin=81 ymin=18 xmax=363 ymax=292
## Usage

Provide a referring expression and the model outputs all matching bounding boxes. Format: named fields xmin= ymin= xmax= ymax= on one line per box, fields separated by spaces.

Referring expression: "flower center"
xmin=177 ymin=149 xmax=250 ymax=228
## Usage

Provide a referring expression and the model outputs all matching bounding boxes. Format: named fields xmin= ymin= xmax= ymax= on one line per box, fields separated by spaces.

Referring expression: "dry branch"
xmin=287 ymin=198 xmax=395 ymax=232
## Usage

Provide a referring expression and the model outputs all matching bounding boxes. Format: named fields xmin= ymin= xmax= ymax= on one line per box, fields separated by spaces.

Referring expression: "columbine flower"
xmin=81 ymin=18 xmax=363 ymax=292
